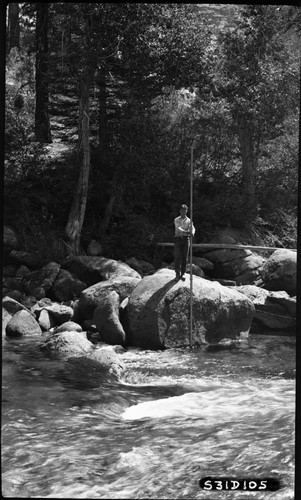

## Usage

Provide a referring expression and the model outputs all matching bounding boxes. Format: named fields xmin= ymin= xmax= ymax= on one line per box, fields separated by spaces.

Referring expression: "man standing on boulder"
xmin=174 ymin=204 xmax=195 ymax=280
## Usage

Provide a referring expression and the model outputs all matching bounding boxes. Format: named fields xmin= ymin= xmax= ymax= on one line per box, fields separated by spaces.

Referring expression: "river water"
xmin=2 ymin=333 xmax=295 ymax=499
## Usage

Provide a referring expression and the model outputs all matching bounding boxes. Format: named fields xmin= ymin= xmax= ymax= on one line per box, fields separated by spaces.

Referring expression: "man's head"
xmin=179 ymin=204 xmax=188 ymax=217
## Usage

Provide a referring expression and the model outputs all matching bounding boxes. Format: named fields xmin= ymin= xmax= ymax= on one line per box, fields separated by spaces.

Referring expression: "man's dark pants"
xmin=174 ymin=237 xmax=189 ymax=276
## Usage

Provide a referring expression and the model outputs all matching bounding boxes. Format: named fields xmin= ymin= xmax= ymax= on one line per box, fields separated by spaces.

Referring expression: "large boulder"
xmin=52 ymin=269 xmax=87 ymax=302
xmin=9 ymin=250 xmax=41 ymax=269
xmin=2 ymin=309 xmax=13 ymax=336
xmin=38 ymin=309 xmax=56 ymax=331
xmin=39 ymin=330 xmax=93 ymax=355
xmin=3 ymin=265 xmax=18 ymax=277
xmin=235 ymin=285 xmax=296 ymax=334
xmin=6 ymin=310 xmax=43 ymax=337
xmin=192 ymin=256 xmax=214 ymax=273
xmin=53 ymin=321 xmax=83 ymax=333
xmin=78 ymin=277 xmax=141 ymax=318
xmin=39 ymin=332 xmax=124 ymax=378
xmin=61 ymin=255 xmax=141 ymax=286
xmin=2 ymin=290 xmax=24 ymax=302
xmin=260 ymin=249 xmax=296 ymax=294
xmin=93 ymin=290 xmax=126 ymax=346
xmin=2 ymin=296 xmax=31 ymax=316
xmin=200 ymin=248 xmax=265 ymax=285
xmin=127 ymin=268 xmax=255 ymax=349
xmin=16 ymin=265 xmax=31 ymax=278
xmin=167 ymin=262 xmax=206 ymax=278
xmin=22 ymin=261 xmax=61 ymax=297
xmin=3 ymin=276 xmax=24 ymax=293
xmin=125 ymin=257 xmax=155 ymax=277
xmin=88 ymin=345 xmax=125 ymax=377
xmin=33 ymin=302 xmax=74 ymax=325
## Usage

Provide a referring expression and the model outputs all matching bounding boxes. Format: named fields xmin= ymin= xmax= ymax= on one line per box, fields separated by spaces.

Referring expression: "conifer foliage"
xmin=4 ymin=3 xmax=299 ymax=260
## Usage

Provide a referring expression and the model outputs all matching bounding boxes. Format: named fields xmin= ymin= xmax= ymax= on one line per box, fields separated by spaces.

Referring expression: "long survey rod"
xmin=189 ymin=142 xmax=194 ymax=348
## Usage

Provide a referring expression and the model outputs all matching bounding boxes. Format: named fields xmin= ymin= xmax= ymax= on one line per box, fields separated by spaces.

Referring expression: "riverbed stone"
xmin=44 ymin=303 xmax=74 ymax=325
xmin=2 ymin=296 xmax=31 ymax=316
xmin=3 ymin=265 xmax=18 ymax=277
xmin=61 ymin=255 xmax=141 ymax=286
xmin=16 ymin=265 xmax=32 ymax=278
xmin=88 ymin=345 xmax=125 ymax=377
xmin=39 ymin=332 xmax=124 ymax=378
xmin=22 ymin=261 xmax=61 ymax=297
xmin=6 ymin=310 xmax=43 ymax=337
xmin=261 ymin=249 xmax=296 ymax=294
xmin=125 ymin=257 xmax=155 ymax=277
xmin=201 ymin=248 xmax=265 ymax=285
xmin=127 ymin=268 xmax=255 ymax=349
xmin=53 ymin=321 xmax=83 ymax=333
xmin=32 ymin=302 xmax=74 ymax=327
xmin=2 ymin=309 xmax=13 ymax=336
xmin=4 ymin=276 xmax=24 ymax=292
xmin=38 ymin=309 xmax=56 ymax=331
xmin=3 ymin=290 xmax=24 ymax=303
xmin=9 ymin=250 xmax=41 ymax=269
xmin=92 ymin=290 xmax=126 ymax=346
xmin=78 ymin=277 xmax=141 ymax=319
xmin=52 ymin=269 xmax=87 ymax=302
xmin=167 ymin=262 xmax=206 ymax=278
xmin=192 ymin=256 xmax=214 ymax=273
xmin=235 ymin=285 xmax=296 ymax=333
xmin=39 ymin=330 xmax=92 ymax=354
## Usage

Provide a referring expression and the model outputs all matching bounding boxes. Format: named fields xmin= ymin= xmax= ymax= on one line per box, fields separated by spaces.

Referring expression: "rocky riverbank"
xmin=3 ymin=224 xmax=296 ymax=370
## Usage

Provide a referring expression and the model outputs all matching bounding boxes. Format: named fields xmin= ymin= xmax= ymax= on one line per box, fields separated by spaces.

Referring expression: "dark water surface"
xmin=2 ymin=333 xmax=295 ymax=499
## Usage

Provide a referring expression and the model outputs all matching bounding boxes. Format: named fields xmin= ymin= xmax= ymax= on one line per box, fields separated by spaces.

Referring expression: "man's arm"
xmin=190 ymin=220 xmax=196 ymax=236
xmin=174 ymin=218 xmax=189 ymax=236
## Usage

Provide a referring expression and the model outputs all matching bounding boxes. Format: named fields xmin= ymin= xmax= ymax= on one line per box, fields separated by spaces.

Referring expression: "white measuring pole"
xmin=189 ymin=142 xmax=194 ymax=348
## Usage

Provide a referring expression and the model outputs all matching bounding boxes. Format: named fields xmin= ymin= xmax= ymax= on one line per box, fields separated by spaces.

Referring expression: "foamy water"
xmin=1 ymin=334 xmax=295 ymax=498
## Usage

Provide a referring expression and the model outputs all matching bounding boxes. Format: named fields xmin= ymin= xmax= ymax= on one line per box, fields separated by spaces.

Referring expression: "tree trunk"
xmin=99 ymin=165 xmax=124 ymax=236
xmin=237 ymin=116 xmax=257 ymax=219
xmin=65 ymin=70 xmax=92 ymax=254
xmin=97 ymin=68 xmax=108 ymax=158
xmin=99 ymin=190 xmax=117 ymax=236
xmin=8 ymin=3 xmax=20 ymax=52
xmin=35 ymin=2 xmax=52 ymax=143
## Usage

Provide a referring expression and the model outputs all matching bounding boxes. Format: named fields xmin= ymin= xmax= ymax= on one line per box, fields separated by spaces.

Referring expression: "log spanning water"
xmin=157 ymin=243 xmax=297 ymax=252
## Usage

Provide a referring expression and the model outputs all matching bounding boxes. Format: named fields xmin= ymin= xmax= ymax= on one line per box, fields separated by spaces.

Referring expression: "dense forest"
xmin=4 ymin=3 xmax=300 ymax=264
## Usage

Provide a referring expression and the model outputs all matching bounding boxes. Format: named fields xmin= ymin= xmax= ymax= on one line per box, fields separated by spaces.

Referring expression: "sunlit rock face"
xmin=127 ymin=269 xmax=255 ymax=349
xmin=235 ymin=285 xmax=296 ymax=334
xmin=261 ymin=249 xmax=296 ymax=294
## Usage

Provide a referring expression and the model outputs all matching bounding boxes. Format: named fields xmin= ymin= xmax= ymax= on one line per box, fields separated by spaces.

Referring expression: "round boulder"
xmin=127 ymin=268 xmax=254 ymax=349
xmin=125 ymin=257 xmax=155 ymax=277
xmin=9 ymin=250 xmax=41 ymax=269
xmin=39 ymin=330 xmax=93 ymax=355
xmin=61 ymin=256 xmax=141 ymax=286
xmin=22 ymin=262 xmax=61 ymax=297
xmin=2 ymin=296 xmax=31 ymax=316
xmin=78 ymin=277 xmax=141 ymax=319
xmin=52 ymin=269 xmax=87 ymax=302
xmin=235 ymin=284 xmax=296 ymax=333
xmin=261 ymin=249 xmax=296 ymax=294
xmin=93 ymin=290 xmax=126 ymax=346
xmin=6 ymin=310 xmax=42 ymax=337
xmin=53 ymin=321 xmax=83 ymax=333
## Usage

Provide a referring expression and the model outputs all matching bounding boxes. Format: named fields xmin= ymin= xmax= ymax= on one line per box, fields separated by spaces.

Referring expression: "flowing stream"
xmin=2 ymin=333 xmax=295 ymax=499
